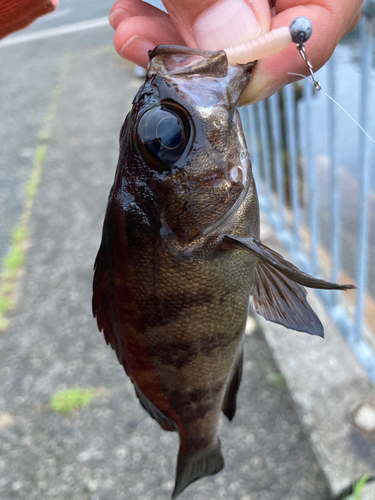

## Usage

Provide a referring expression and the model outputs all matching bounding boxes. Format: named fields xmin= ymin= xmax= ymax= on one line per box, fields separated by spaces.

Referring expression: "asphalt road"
xmin=0 ymin=2 xmax=114 ymax=264
xmin=0 ymin=20 xmax=331 ymax=500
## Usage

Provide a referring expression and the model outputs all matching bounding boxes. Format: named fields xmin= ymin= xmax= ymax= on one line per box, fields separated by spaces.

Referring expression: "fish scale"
xmin=93 ymin=45 xmax=354 ymax=498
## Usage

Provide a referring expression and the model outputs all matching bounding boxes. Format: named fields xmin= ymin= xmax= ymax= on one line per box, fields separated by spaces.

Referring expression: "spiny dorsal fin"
xmin=221 ymin=235 xmax=355 ymax=336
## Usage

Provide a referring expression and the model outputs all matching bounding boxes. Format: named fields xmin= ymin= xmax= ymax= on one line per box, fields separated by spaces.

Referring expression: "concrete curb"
xmin=258 ymin=222 xmax=375 ymax=497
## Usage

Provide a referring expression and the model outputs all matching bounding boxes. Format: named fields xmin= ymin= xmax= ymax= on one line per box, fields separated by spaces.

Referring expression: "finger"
xmin=114 ymin=15 xmax=185 ymax=67
xmin=162 ymin=0 xmax=272 ymax=49
xmin=344 ymin=11 xmax=362 ymax=38
xmin=240 ymin=1 xmax=362 ymax=105
xmin=109 ymin=0 xmax=168 ymax=29
xmin=111 ymin=0 xmax=272 ymax=67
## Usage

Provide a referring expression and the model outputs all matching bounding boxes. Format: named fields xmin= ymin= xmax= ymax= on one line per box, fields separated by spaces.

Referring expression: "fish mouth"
xmin=149 ymin=45 xmax=224 ymax=61
xmin=147 ymin=44 xmax=255 ymax=114
xmin=148 ymin=45 xmax=230 ymax=79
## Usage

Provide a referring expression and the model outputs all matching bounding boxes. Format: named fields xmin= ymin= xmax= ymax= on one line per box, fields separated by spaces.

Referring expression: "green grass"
xmin=34 ymin=144 xmax=47 ymax=163
xmin=342 ymin=474 xmax=371 ymax=500
xmin=25 ymin=145 xmax=46 ymax=198
xmin=0 ymin=316 xmax=10 ymax=330
xmin=12 ymin=227 xmax=27 ymax=244
xmin=3 ymin=247 xmax=25 ymax=271
xmin=0 ymin=56 xmax=70 ymax=332
xmin=50 ymin=387 xmax=96 ymax=415
xmin=37 ymin=131 xmax=50 ymax=144
xmin=0 ymin=143 xmax=43 ymax=330
xmin=267 ymin=373 xmax=286 ymax=385
xmin=0 ymin=230 xmax=27 ymax=299
xmin=0 ymin=297 xmax=12 ymax=315
xmin=353 ymin=474 xmax=370 ymax=500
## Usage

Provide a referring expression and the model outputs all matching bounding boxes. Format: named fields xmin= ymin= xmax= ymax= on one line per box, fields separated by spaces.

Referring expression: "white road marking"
xmin=0 ymin=17 xmax=110 ymax=48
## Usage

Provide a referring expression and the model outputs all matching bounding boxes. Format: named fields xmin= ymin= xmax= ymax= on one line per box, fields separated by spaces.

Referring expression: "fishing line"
xmin=287 ymin=73 xmax=375 ymax=147
xmin=285 ymin=16 xmax=375 ymax=146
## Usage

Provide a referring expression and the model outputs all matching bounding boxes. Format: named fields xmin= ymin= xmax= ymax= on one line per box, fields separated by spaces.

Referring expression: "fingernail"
xmin=194 ymin=0 xmax=261 ymax=51
xmin=109 ymin=8 xmax=123 ymax=28
xmin=119 ymin=36 xmax=155 ymax=61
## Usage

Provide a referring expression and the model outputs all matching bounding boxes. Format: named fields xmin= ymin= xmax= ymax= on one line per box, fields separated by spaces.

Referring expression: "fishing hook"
xmin=289 ymin=16 xmax=322 ymax=91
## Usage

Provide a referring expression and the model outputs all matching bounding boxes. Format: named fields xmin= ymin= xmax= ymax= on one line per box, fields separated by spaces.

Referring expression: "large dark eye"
xmin=135 ymin=104 xmax=191 ymax=171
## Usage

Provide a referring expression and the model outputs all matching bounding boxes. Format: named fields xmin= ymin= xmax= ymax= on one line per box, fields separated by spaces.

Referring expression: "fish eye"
xmin=135 ymin=104 xmax=192 ymax=171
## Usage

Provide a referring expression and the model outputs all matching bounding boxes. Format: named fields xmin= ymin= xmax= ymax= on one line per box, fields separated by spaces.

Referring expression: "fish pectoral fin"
xmin=222 ymin=347 xmax=243 ymax=421
xmin=252 ymin=257 xmax=325 ymax=336
xmin=172 ymin=440 xmax=224 ymax=499
xmin=222 ymin=235 xmax=355 ymax=291
xmin=221 ymin=235 xmax=355 ymax=336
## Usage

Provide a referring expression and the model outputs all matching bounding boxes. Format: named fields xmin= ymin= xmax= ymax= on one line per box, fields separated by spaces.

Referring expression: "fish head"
xmin=119 ymin=46 xmax=255 ymax=244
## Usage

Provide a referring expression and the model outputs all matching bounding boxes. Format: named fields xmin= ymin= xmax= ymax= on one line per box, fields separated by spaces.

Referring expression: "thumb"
xmin=162 ymin=0 xmax=272 ymax=50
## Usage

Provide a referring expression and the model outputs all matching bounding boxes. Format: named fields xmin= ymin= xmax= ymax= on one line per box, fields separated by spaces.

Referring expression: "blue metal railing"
xmin=241 ymin=13 xmax=375 ymax=383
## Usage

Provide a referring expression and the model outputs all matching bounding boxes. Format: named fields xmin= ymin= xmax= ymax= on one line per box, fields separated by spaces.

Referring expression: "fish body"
xmin=93 ymin=46 xmax=353 ymax=498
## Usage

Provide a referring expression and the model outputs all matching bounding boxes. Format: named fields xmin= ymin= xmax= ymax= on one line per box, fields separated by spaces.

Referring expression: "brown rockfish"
xmin=93 ymin=46 xmax=353 ymax=498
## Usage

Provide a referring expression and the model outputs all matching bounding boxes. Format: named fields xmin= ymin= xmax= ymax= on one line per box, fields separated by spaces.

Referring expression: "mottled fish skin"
xmin=93 ymin=45 xmax=354 ymax=498
xmin=93 ymin=46 xmax=257 ymax=496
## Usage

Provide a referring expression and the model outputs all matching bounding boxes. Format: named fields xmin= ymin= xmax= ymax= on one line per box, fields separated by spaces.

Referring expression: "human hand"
xmin=109 ymin=0 xmax=362 ymax=105
xmin=0 ymin=0 xmax=58 ymax=39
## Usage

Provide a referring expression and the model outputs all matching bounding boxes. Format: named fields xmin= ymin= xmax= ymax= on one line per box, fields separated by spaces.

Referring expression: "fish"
xmin=92 ymin=45 xmax=354 ymax=498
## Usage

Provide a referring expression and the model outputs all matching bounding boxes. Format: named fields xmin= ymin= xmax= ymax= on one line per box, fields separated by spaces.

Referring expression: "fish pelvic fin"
xmin=172 ymin=439 xmax=224 ymax=499
xmin=221 ymin=235 xmax=355 ymax=337
xmin=222 ymin=347 xmax=243 ymax=421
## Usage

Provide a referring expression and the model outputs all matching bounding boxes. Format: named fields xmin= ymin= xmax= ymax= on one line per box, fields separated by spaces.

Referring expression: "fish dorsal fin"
xmin=221 ymin=235 xmax=355 ymax=337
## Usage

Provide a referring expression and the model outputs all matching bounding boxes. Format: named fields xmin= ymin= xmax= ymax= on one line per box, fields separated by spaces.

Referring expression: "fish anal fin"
xmin=222 ymin=348 xmax=243 ymax=421
xmin=253 ymin=259 xmax=324 ymax=337
xmin=172 ymin=439 xmax=224 ymax=498
xmin=134 ymin=383 xmax=176 ymax=432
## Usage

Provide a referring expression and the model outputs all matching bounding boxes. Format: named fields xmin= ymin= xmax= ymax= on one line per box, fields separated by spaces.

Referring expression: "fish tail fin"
xmin=172 ymin=439 xmax=224 ymax=499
